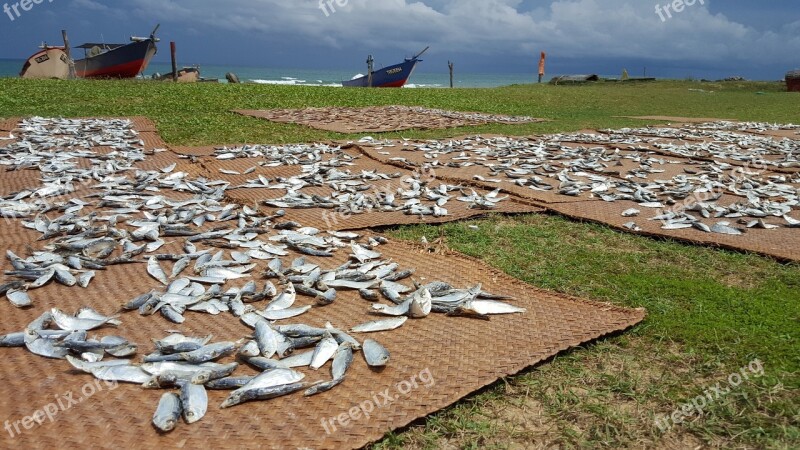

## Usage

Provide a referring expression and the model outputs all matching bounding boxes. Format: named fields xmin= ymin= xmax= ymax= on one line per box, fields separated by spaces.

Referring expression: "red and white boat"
xmin=73 ymin=25 xmax=160 ymax=79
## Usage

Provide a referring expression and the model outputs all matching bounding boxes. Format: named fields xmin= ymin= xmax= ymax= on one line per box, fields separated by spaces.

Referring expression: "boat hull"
xmin=154 ymin=67 xmax=201 ymax=83
xmin=74 ymin=39 xmax=157 ymax=79
xmin=19 ymin=48 xmax=70 ymax=80
xmin=343 ymin=58 xmax=420 ymax=88
xmin=787 ymin=70 xmax=800 ymax=92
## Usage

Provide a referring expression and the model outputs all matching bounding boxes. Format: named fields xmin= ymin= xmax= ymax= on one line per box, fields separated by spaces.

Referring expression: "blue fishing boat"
xmin=343 ymin=47 xmax=428 ymax=88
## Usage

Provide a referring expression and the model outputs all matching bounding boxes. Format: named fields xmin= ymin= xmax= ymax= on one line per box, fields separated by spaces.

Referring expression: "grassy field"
xmin=1 ymin=79 xmax=798 ymax=449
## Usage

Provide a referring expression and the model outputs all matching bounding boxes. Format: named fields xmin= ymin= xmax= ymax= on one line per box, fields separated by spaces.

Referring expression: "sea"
xmin=1 ymin=58 xmax=541 ymax=88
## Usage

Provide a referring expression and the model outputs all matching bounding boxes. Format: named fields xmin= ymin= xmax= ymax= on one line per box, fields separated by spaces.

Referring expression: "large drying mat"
xmin=616 ymin=115 xmax=736 ymax=123
xmin=235 ymin=106 xmax=544 ymax=133
xmin=350 ymin=129 xmax=800 ymax=262
xmin=0 ymin=117 xmax=642 ymax=449
xmin=548 ymin=199 xmax=800 ymax=263
xmin=0 ymin=223 xmax=645 ymax=449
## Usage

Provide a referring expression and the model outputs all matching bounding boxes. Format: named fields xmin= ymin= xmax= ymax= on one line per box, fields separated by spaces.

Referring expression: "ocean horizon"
xmin=2 ymin=58 xmax=599 ymax=88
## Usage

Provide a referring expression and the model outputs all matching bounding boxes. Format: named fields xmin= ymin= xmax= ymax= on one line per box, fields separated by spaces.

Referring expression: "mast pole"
xmin=367 ymin=55 xmax=374 ymax=88
xmin=448 ymin=61 xmax=454 ymax=88
xmin=170 ymin=41 xmax=178 ymax=82
xmin=62 ymin=30 xmax=76 ymax=79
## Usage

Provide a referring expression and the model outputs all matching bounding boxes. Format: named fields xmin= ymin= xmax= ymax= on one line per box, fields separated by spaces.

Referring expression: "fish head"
xmin=184 ymin=409 xmax=201 ymax=423
xmin=191 ymin=370 xmax=212 ymax=385
xmin=220 ymin=393 xmax=242 ymax=409
xmin=142 ymin=377 xmax=161 ymax=389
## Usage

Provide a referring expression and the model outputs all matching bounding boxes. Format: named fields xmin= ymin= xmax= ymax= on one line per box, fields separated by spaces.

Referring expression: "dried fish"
xmin=351 ymin=316 xmax=408 ymax=333
xmin=363 ymin=339 xmax=390 ymax=368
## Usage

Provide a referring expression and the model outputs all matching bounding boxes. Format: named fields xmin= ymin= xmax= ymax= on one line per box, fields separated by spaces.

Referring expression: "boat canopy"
xmin=75 ymin=43 xmax=126 ymax=50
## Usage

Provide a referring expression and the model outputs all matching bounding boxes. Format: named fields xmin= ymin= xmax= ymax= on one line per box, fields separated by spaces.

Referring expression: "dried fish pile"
xmin=601 ymin=125 xmax=800 ymax=169
xmin=398 ymin=106 xmax=538 ymax=124
xmin=213 ymin=143 xmax=509 ymax=217
xmin=360 ymin=125 xmax=800 ymax=235
xmin=236 ymin=106 xmax=542 ymax=134
xmin=0 ymin=117 xmax=525 ymax=433
xmin=695 ymin=121 xmax=800 ymax=133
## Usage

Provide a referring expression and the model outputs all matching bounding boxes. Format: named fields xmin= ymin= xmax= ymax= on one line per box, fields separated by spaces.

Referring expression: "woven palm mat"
xmin=617 ymin=116 xmax=736 ymax=123
xmin=0 ymin=217 xmax=645 ymax=449
xmin=548 ymin=198 xmax=800 ymax=262
xmin=350 ymin=135 xmax=800 ymax=261
xmin=0 ymin=118 xmax=19 ymax=132
xmin=234 ymin=106 xmax=544 ymax=133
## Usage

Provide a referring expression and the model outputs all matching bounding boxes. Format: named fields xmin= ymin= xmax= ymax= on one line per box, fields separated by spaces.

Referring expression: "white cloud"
xmin=71 ymin=0 xmax=109 ymax=11
xmin=115 ymin=0 xmax=800 ymax=64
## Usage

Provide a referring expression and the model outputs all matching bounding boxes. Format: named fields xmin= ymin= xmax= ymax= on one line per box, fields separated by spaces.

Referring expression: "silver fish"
xmin=243 ymin=356 xmax=290 ymax=371
xmin=220 ymin=368 xmax=306 ymax=408
xmin=77 ymin=271 xmax=95 ymax=288
xmin=77 ymin=307 xmax=123 ymax=326
xmin=323 ymin=322 xmax=361 ymax=350
xmin=66 ymin=355 xmax=131 ymax=372
xmin=0 ymin=332 xmax=25 ymax=347
xmin=711 ymin=222 xmax=744 ymax=236
xmin=141 ymin=362 xmax=236 ymax=381
xmin=160 ymin=305 xmax=185 ymax=324
xmin=621 ymin=208 xmax=641 ymax=217
xmin=90 ymin=364 xmax=152 ymax=384
xmin=363 ymin=339 xmax=390 ymax=367
xmin=51 ymin=308 xmax=119 ymax=331
xmin=154 ymin=334 xmax=213 ymax=354
xmin=25 ymin=333 xmax=68 ymax=359
xmin=351 ymin=316 xmax=408 ymax=333
xmin=257 ymin=305 xmax=312 ymax=321
xmin=179 ymin=381 xmax=208 ymax=424
xmin=277 ymin=350 xmax=315 ymax=368
xmin=147 ymin=256 xmax=169 ymax=285
xmin=171 ymin=257 xmax=191 ymax=279
xmin=408 ymin=288 xmax=432 ymax=318
xmin=331 ymin=342 xmax=354 ymax=380
xmin=254 ymin=320 xmax=284 ymax=358
xmin=460 ymin=300 xmax=527 ymax=315
xmin=372 ymin=300 xmax=410 ymax=317
xmin=264 ymin=283 xmax=296 ymax=311
xmin=350 ymin=242 xmax=381 ymax=263
xmin=180 ymin=342 xmax=237 ymax=364
xmin=310 ymin=333 xmax=339 ymax=370
xmin=54 ymin=267 xmax=77 ymax=287
xmin=153 ymin=393 xmax=182 ymax=433
xmin=7 ymin=289 xmax=32 ymax=308
xmin=206 ymin=376 xmax=255 ymax=390
xmin=325 ymin=279 xmax=378 ymax=290
xmin=237 ymin=340 xmax=260 ymax=358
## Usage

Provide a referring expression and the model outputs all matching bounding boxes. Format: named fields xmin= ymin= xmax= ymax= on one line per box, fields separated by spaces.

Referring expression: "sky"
xmin=0 ymin=0 xmax=799 ymax=80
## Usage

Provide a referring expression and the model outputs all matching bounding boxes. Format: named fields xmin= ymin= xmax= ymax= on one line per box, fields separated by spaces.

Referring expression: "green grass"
xmin=385 ymin=216 xmax=799 ymax=449
xmin=1 ymin=79 xmax=798 ymax=449
xmin=1 ymin=78 xmax=798 ymax=146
